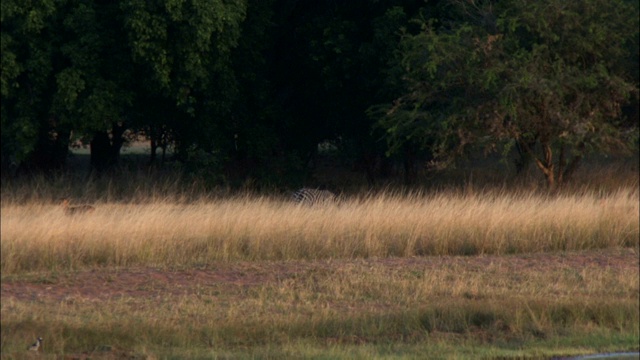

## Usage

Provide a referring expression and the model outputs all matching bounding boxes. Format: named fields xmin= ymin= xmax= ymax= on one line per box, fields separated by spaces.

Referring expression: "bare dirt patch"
xmin=2 ymin=248 xmax=638 ymax=304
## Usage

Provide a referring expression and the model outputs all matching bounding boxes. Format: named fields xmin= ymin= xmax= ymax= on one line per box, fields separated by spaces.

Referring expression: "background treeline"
xmin=1 ymin=0 xmax=638 ymax=189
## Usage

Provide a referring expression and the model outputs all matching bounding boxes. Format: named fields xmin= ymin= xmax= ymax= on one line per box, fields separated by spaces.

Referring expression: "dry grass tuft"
xmin=1 ymin=188 xmax=638 ymax=273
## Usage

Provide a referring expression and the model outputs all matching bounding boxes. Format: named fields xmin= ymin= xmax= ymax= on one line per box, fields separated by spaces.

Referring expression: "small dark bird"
xmin=28 ymin=337 xmax=43 ymax=351
xmin=61 ymin=199 xmax=95 ymax=215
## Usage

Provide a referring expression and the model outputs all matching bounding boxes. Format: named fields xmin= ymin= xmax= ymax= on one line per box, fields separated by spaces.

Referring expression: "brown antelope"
xmin=61 ymin=199 xmax=95 ymax=215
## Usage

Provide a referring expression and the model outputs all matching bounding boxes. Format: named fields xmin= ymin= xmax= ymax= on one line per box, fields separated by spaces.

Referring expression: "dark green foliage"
xmin=1 ymin=0 xmax=247 ymax=174
xmin=1 ymin=0 xmax=637 ymax=187
xmin=372 ymin=0 xmax=639 ymax=188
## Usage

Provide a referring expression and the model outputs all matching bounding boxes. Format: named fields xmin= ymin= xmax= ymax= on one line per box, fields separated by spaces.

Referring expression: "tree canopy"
xmin=1 ymin=0 xmax=638 ymax=188
xmin=374 ymin=0 xmax=639 ymax=188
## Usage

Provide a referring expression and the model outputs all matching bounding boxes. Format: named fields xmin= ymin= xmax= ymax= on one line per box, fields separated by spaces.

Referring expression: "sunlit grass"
xmin=1 ymin=188 xmax=638 ymax=274
xmin=1 ymin=158 xmax=638 ymax=358
xmin=1 ymin=253 xmax=638 ymax=357
xmin=2 ymin=250 xmax=640 ymax=358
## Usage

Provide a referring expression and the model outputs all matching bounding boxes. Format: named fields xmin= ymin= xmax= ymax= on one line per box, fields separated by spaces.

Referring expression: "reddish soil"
xmin=2 ymin=248 xmax=638 ymax=304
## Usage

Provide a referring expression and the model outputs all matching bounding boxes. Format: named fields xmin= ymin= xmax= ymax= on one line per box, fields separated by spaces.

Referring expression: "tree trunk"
xmin=149 ymin=137 xmax=158 ymax=165
xmin=90 ymin=131 xmax=111 ymax=174
xmin=402 ymin=145 xmax=417 ymax=185
xmin=161 ymin=143 xmax=167 ymax=164
xmin=522 ymin=140 xmax=557 ymax=190
xmin=90 ymin=122 xmax=126 ymax=174
xmin=539 ymin=144 xmax=556 ymax=190
xmin=515 ymin=139 xmax=535 ymax=174
xmin=361 ymin=150 xmax=378 ymax=186
xmin=562 ymin=155 xmax=582 ymax=184
xmin=110 ymin=121 xmax=126 ymax=165
xmin=27 ymin=125 xmax=70 ymax=173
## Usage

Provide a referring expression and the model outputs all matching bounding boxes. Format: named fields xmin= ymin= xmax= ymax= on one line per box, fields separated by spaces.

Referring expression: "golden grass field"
xmin=1 ymin=188 xmax=639 ymax=273
xmin=1 ymin=160 xmax=639 ymax=358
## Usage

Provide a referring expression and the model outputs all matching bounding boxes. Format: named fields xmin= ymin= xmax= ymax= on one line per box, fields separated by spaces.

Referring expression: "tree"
xmin=268 ymin=0 xmax=427 ymax=185
xmin=374 ymin=0 xmax=639 ymax=189
xmin=1 ymin=0 xmax=248 ymax=175
xmin=1 ymin=0 xmax=71 ymax=171
xmin=1 ymin=0 xmax=135 ymax=173
xmin=119 ymin=0 xmax=247 ymax=162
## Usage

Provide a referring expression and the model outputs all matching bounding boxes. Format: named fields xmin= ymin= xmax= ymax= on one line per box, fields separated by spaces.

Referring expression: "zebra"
xmin=292 ymin=188 xmax=337 ymax=206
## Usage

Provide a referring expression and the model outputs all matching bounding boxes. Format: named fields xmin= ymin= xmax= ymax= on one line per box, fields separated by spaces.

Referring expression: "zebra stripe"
xmin=292 ymin=188 xmax=336 ymax=206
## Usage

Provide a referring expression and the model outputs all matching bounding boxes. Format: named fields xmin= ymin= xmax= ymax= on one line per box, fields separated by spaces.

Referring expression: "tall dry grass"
xmin=2 ymin=188 xmax=638 ymax=274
